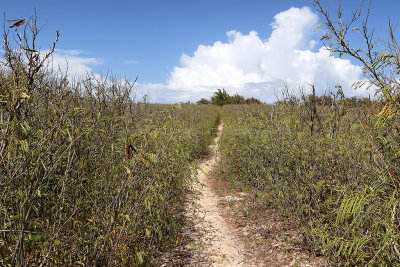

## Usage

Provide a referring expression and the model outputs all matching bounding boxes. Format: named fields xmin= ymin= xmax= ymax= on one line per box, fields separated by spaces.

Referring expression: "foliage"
xmin=217 ymin=2 xmax=400 ymax=264
xmin=312 ymin=0 xmax=400 ymax=263
xmin=0 ymin=15 xmax=219 ymax=266
xmin=211 ymin=89 xmax=230 ymax=106
xmin=197 ymin=89 xmax=262 ymax=106
xmin=218 ymin=88 xmax=400 ymax=265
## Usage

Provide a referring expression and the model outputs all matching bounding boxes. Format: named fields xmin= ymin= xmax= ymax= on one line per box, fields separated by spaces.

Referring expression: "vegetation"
xmin=0 ymin=15 xmax=219 ymax=265
xmin=218 ymin=93 xmax=383 ymax=265
xmin=197 ymin=88 xmax=262 ymax=106
xmin=2 ymin=0 xmax=400 ymax=265
xmin=216 ymin=1 xmax=400 ymax=265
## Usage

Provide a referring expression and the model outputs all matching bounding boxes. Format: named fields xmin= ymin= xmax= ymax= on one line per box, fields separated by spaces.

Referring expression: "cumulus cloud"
xmin=138 ymin=6 xmax=370 ymax=103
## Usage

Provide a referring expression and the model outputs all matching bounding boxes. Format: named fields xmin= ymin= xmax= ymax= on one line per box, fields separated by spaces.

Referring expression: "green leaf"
xmin=315 ymin=23 xmax=325 ymax=32
xmin=20 ymin=92 xmax=30 ymax=99
xmin=29 ymin=234 xmax=42 ymax=243
xmin=19 ymin=140 xmax=28 ymax=152
xmin=146 ymin=228 xmax=151 ymax=238
xmin=67 ymin=129 xmax=72 ymax=142
xmin=136 ymin=251 xmax=144 ymax=264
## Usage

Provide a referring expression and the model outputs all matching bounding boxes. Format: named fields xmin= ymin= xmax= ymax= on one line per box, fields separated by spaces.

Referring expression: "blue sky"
xmin=1 ymin=0 xmax=399 ymax=102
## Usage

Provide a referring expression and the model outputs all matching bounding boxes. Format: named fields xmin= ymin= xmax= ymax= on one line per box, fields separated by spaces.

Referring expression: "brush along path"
xmin=186 ymin=122 xmax=325 ymax=266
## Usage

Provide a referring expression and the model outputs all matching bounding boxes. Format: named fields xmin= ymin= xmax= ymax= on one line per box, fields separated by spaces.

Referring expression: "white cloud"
xmin=50 ymin=49 xmax=103 ymax=78
xmin=137 ymin=6 xmax=371 ymax=103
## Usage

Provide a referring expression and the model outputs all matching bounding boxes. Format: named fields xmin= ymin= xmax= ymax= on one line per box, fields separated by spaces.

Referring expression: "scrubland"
xmin=3 ymin=2 xmax=400 ymax=265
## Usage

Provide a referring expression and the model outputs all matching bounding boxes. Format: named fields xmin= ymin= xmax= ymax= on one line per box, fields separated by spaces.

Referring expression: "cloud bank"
xmin=137 ymin=6 xmax=369 ymax=103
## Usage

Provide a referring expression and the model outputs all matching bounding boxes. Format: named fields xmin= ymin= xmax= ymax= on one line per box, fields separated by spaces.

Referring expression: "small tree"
xmin=211 ymin=88 xmax=230 ymax=106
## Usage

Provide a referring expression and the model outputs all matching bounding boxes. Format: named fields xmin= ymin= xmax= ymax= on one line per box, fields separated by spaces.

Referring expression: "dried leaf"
xmin=9 ymin=19 xmax=25 ymax=28
xmin=61 ymin=91 xmax=71 ymax=99
xmin=126 ymin=144 xmax=136 ymax=159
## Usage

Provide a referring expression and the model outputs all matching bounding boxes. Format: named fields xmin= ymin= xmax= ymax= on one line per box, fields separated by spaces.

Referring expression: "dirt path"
xmin=186 ymin=122 xmax=325 ymax=267
xmin=187 ymin=122 xmax=251 ymax=266
xmin=188 ymin=123 xmax=244 ymax=266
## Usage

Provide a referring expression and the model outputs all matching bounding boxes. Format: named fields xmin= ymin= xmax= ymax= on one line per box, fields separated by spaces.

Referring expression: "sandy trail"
xmin=187 ymin=122 xmax=250 ymax=266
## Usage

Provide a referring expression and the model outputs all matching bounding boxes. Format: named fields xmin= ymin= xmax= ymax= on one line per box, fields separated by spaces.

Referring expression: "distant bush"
xmin=197 ymin=88 xmax=262 ymax=105
xmin=197 ymin=98 xmax=210 ymax=104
